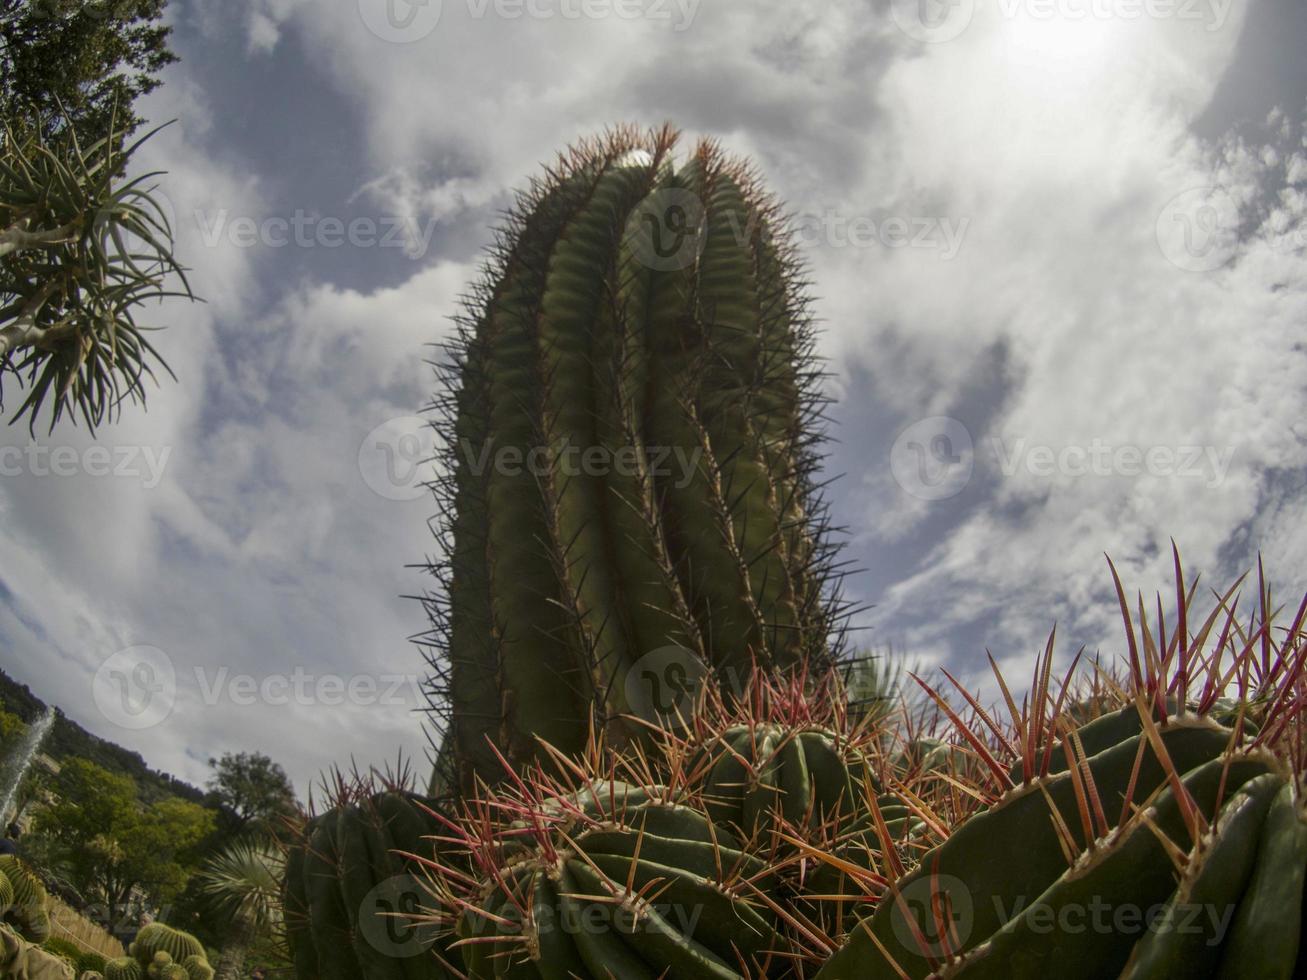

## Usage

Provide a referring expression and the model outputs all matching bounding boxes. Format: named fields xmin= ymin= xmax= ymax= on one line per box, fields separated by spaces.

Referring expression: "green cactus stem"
xmin=419 ymin=124 xmax=851 ymax=794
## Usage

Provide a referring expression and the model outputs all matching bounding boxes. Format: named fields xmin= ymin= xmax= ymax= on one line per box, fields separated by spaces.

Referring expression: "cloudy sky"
xmin=2 ymin=0 xmax=1306 ymax=797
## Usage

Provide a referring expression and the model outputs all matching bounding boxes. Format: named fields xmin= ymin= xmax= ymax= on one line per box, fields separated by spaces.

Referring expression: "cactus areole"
xmin=421 ymin=125 xmax=847 ymax=793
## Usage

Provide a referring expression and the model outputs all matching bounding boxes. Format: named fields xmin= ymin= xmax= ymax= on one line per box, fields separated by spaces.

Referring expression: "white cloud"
xmin=5 ymin=0 xmax=1307 ymax=794
xmin=846 ymin=57 xmax=1307 ymax=690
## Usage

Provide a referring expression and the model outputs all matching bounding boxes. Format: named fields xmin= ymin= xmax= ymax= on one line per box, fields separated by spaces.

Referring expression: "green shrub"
xmin=77 ymin=950 xmax=109 ymax=975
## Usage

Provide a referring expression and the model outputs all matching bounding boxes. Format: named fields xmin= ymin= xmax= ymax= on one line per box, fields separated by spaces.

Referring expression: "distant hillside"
xmin=0 ymin=667 xmax=205 ymax=805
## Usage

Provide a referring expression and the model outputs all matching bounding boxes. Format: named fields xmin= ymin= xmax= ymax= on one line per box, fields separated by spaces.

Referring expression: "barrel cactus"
xmin=685 ymin=668 xmax=876 ymax=841
xmin=419 ymin=124 xmax=849 ymax=794
xmin=177 ymin=957 xmax=211 ymax=980
xmin=282 ymin=787 xmax=455 ymax=980
xmin=433 ymin=773 xmax=794 ymax=978
xmin=103 ymin=957 xmax=144 ymax=980
xmin=116 ymin=926 xmax=209 ymax=980
xmin=145 ymin=953 xmax=187 ymax=980
xmin=817 ymin=558 xmax=1307 ymax=979
xmin=126 ymin=926 xmax=204 ymax=971
xmin=0 ymin=855 xmax=51 ymax=943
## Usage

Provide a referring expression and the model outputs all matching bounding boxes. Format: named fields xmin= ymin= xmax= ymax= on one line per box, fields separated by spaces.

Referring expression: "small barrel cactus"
xmin=104 ymin=957 xmax=144 ymax=980
xmin=127 ymin=926 xmax=204 ymax=972
xmin=145 ymin=954 xmax=187 ymax=980
xmin=437 ymin=776 xmax=790 ymax=978
xmin=686 ymin=669 xmax=874 ymax=840
xmin=0 ymin=856 xmax=51 ymax=943
xmin=420 ymin=125 xmax=850 ymax=794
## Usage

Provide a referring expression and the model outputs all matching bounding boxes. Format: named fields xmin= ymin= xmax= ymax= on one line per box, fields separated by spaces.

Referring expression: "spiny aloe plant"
xmin=418 ymin=124 xmax=852 ymax=794
xmin=816 ymin=552 xmax=1307 ymax=979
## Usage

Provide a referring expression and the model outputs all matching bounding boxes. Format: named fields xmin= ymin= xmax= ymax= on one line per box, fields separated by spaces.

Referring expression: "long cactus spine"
xmin=420 ymin=126 xmax=849 ymax=793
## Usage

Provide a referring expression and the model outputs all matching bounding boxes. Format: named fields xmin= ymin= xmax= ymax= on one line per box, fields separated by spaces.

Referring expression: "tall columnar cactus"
xmin=420 ymin=125 xmax=848 ymax=793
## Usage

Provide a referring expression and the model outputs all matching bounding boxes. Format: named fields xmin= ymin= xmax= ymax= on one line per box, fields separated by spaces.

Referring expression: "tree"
xmin=32 ymin=758 xmax=215 ymax=932
xmin=0 ymin=114 xmax=190 ymax=431
xmin=0 ymin=0 xmax=177 ymax=150
xmin=0 ymin=0 xmax=189 ymax=432
xmin=196 ymin=838 xmax=285 ymax=980
xmin=0 ymin=697 xmax=25 ymax=746
xmin=207 ymin=753 xmax=297 ymax=836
